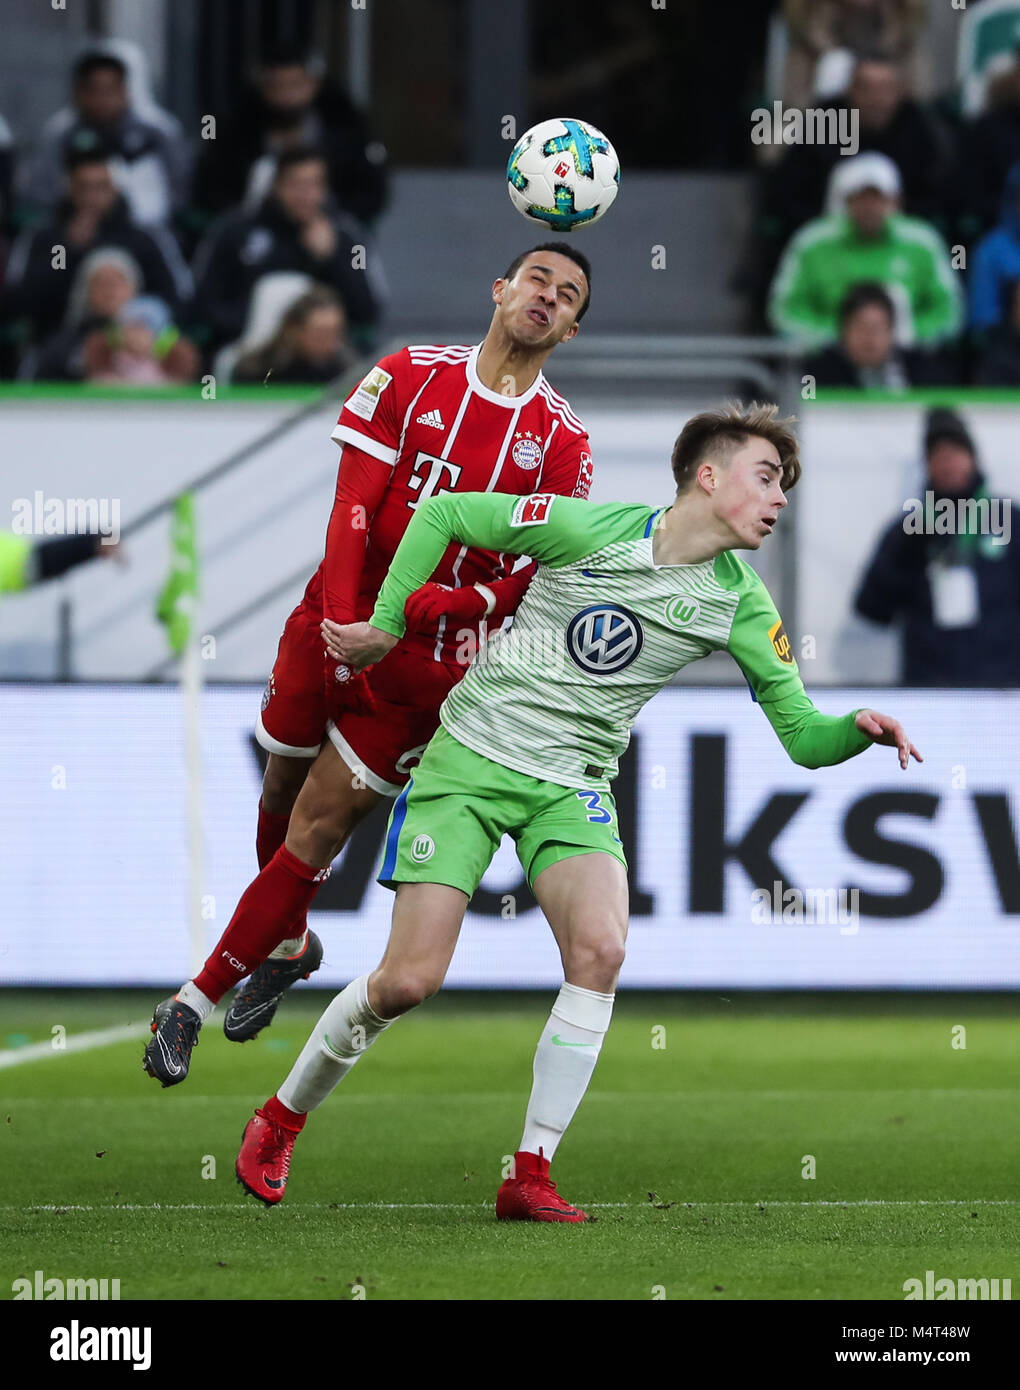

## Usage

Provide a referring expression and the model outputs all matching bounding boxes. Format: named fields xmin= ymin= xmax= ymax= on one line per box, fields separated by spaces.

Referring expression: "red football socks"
xmin=262 ymin=1094 xmax=307 ymax=1133
xmin=256 ymin=797 xmax=309 ymax=952
xmin=193 ymin=845 xmax=325 ymax=1002
xmin=256 ymin=798 xmax=291 ymax=870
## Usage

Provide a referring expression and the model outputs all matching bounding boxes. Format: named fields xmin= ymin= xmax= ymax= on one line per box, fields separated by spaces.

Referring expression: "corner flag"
xmin=156 ymin=492 xmax=199 ymax=654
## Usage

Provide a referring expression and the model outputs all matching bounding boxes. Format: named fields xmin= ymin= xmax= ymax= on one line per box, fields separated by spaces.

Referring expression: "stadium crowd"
xmin=0 ymin=41 xmax=387 ymax=386
xmin=4 ymin=8 xmax=1020 ymax=390
xmin=744 ymin=2 xmax=1020 ymax=387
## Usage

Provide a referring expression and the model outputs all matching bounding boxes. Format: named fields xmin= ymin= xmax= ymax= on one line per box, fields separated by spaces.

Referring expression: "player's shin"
xmin=276 ymin=973 xmax=396 ymax=1114
xmin=257 ymin=801 xmax=309 ymax=958
xmin=518 ymin=982 xmax=615 ymax=1164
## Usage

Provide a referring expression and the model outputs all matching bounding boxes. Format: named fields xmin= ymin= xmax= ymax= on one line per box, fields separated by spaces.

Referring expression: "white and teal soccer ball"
xmin=506 ymin=117 xmax=620 ymax=232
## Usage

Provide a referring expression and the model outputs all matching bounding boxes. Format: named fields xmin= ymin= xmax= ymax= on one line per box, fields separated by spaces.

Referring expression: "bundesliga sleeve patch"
xmin=347 ymin=366 xmax=392 ymax=421
xmin=511 ymin=493 xmax=556 ymax=526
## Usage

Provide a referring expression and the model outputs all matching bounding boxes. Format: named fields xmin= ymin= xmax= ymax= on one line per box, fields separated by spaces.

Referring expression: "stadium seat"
xmin=957 ymin=0 xmax=1020 ymax=115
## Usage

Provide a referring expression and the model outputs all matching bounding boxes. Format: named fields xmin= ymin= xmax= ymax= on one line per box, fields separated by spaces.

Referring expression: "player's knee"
xmin=565 ymin=933 xmax=626 ymax=988
xmin=262 ymin=756 xmax=310 ymax=814
xmin=288 ymin=786 xmax=356 ymax=862
xmin=375 ymin=968 xmax=443 ymax=1016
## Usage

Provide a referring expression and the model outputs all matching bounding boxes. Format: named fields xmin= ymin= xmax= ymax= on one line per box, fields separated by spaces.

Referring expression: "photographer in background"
xmin=854 ymin=408 xmax=1020 ymax=685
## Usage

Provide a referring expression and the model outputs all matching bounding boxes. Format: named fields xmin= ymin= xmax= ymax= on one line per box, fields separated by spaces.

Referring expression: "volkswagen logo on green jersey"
xmin=665 ymin=595 xmax=701 ymax=628
xmin=566 ymin=604 xmax=643 ymax=673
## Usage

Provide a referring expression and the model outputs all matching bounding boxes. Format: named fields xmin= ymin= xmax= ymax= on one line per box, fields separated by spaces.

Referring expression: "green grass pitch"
xmin=1 ymin=988 xmax=1017 ymax=1301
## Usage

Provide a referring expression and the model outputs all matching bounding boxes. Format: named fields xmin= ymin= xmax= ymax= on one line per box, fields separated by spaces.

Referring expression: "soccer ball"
xmin=506 ymin=117 xmax=620 ymax=232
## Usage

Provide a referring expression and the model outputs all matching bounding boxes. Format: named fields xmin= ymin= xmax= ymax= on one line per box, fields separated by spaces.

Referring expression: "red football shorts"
xmin=255 ymin=597 xmax=461 ymax=795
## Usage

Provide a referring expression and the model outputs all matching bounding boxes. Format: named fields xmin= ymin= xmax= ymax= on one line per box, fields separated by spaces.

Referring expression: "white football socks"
xmin=277 ymin=973 xmax=394 ymax=1114
xmin=518 ymin=982 xmax=615 ymax=1164
xmin=175 ymin=981 xmax=216 ymax=1021
xmin=269 ymin=930 xmax=308 ymax=960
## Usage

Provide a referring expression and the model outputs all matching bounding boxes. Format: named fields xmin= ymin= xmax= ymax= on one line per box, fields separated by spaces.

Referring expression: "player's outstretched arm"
xmin=725 ymin=571 xmax=922 ymax=771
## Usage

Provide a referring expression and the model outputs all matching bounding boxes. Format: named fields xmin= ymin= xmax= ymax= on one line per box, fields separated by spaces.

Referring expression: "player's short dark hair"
xmin=671 ymin=402 xmax=801 ymax=494
xmin=72 ymin=53 xmax=127 ymax=85
xmin=502 ymin=242 xmax=592 ymax=321
xmin=273 ymin=145 xmax=328 ymax=178
xmin=839 ymin=281 xmax=896 ymax=328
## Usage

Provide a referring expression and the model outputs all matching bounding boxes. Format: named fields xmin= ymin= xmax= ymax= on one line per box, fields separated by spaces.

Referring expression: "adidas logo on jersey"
xmin=416 ymin=409 xmax=445 ymax=430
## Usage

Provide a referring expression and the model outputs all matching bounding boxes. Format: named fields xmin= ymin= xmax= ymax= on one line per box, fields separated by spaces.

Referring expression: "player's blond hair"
xmin=670 ymin=402 xmax=801 ymax=494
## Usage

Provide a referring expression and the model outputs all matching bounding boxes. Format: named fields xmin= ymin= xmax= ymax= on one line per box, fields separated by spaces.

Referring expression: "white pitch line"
xmin=4 ymin=1200 xmax=1019 ymax=1213
xmin=0 ymin=1022 xmax=149 ymax=1069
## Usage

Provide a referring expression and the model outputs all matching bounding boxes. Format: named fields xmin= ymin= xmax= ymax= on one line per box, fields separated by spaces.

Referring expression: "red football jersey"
xmin=305 ymin=342 xmax=594 ymax=665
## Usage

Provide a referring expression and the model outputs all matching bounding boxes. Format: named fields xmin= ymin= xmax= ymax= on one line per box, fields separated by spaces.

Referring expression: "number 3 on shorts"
xmin=576 ymin=789 xmax=611 ymax=824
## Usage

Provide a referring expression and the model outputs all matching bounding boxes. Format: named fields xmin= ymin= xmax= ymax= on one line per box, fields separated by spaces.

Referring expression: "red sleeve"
xmin=321 ymin=444 xmax=392 ymax=624
xmin=480 ymin=561 xmax=538 ymax=621
xmin=538 ymin=431 xmax=594 ymax=499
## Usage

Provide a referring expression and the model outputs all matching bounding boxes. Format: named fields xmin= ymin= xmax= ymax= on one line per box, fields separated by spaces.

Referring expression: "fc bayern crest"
xmin=566 ymin=604 xmax=643 ymax=674
xmin=512 ymin=435 xmax=543 ymax=470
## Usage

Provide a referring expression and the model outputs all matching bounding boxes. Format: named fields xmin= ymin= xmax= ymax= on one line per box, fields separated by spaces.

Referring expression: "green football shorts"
xmin=378 ymin=725 xmax=628 ymax=897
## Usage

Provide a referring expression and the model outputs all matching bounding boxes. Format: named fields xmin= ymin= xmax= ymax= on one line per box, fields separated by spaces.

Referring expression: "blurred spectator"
xmin=191 ymin=42 xmax=387 ymax=228
xmin=974 ymin=278 xmax=1020 ymax=385
xmin=769 ymin=153 xmax=963 ymax=347
xmin=26 ymin=246 xmax=140 ymax=381
xmin=232 ymin=286 xmax=354 ymax=385
xmin=3 ymin=149 xmax=191 ymax=344
xmin=0 ymin=529 xmax=122 ymax=596
xmin=0 ymin=113 xmax=12 ymax=373
xmin=960 ymin=51 xmax=1020 ymax=238
xmin=782 ymin=0 xmax=927 ymax=108
xmin=854 ymin=408 xmax=1020 ymax=686
xmin=191 ymin=146 xmax=385 ymax=352
xmin=969 ymin=160 xmax=1020 ymax=333
xmin=82 ymin=294 xmax=198 ymax=385
xmin=803 ymin=282 xmax=957 ymax=388
xmin=741 ymin=55 xmax=956 ymax=324
xmin=0 ymin=112 xmax=13 ymax=232
xmin=21 ymin=45 xmax=190 ymax=229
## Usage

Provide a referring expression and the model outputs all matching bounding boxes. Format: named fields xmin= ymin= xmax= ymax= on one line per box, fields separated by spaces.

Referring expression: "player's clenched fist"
xmin=322 ymin=618 xmax=398 ymax=671
xmin=854 ymin=709 xmax=923 ymax=770
xmin=403 ymin=581 xmax=488 ymax=631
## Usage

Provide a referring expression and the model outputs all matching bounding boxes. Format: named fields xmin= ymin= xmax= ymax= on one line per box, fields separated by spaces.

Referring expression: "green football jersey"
xmin=370 ymin=491 xmax=871 ymax=790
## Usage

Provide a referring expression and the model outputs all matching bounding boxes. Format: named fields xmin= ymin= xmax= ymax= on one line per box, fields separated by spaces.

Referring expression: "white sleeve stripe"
xmin=330 ymin=424 xmax=398 ymax=465
xmin=538 ymin=383 xmax=585 ymax=433
xmin=536 ymin=418 xmax=560 ymax=488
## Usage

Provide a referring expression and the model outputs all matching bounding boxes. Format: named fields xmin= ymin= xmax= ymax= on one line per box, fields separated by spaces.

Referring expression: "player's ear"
xmin=492 ymin=277 xmax=507 ymax=304
xmin=563 ymin=320 xmax=580 ymax=342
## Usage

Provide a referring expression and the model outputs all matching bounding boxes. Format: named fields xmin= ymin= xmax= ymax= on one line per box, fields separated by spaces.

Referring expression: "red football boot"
xmin=495 ymin=1148 xmax=589 ymax=1223
xmin=235 ymin=1104 xmax=303 ymax=1206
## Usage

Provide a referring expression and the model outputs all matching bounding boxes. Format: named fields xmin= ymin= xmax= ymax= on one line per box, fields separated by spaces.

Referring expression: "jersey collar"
xmin=466 ymin=343 xmax=546 ymax=407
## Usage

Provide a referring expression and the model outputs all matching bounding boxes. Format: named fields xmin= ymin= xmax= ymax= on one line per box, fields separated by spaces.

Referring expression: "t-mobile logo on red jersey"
xmin=407 ymin=453 xmax=463 ymax=510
